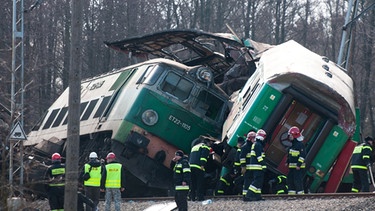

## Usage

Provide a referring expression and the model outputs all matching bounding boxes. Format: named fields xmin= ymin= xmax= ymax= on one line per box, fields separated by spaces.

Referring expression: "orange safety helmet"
xmin=288 ymin=126 xmax=302 ymax=139
xmin=256 ymin=129 xmax=267 ymax=140
xmin=51 ymin=153 xmax=61 ymax=161
xmin=106 ymin=152 xmax=116 ymax=160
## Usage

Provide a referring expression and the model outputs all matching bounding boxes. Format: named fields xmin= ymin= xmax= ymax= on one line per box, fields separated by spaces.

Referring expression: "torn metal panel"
xmin=105 ymin=29 xmax=249 ymax=83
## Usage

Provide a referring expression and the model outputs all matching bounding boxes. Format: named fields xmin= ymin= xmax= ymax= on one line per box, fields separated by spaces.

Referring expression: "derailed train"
xmin=24 ymin=29 xmax=357 ymax=197
xmin=24 ymin=30 xmax=258 ymax=197
xmin=221 ymin=40 xmax=358 ymax=193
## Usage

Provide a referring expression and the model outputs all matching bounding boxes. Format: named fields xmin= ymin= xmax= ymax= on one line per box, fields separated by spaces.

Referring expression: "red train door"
xmin=265 ymin=100 xmax=324 ymax=175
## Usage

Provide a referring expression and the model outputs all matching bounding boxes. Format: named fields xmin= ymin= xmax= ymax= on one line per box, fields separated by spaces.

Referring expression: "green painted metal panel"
xmin=308 ymin=125 xmax=348 ymax=192
xmin=227 ymin=83 xmax=282 ymax=147
xmin=117 ymin=88 xmax=221 ymax=152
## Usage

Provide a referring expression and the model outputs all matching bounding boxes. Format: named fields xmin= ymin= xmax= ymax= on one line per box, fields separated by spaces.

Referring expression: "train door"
xmin=264 ymin=100 xmax=325 ymax=175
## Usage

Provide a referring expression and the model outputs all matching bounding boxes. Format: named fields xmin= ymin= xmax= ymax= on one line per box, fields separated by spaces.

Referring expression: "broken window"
xmin=160 ymin=72 xmax=193 ymax=101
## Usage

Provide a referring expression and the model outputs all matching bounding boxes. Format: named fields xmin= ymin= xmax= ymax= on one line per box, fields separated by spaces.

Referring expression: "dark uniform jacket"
xmin=189 ymin=143 xmax=210 ymax=170
xmin=249 ymin=140 xmax=266 ymax=171
xmin=351 ymin=143 xmax=373 ymax=169
xmin=240 ymin=141 xmax=252 ymax=170
xmin=171 ymin=156 xmax=191 ymax=191
xmin=45 ymin=162 xmax=66 ymax=190
xmin=287 ymin=139 xmax=306 ymax=169
xmin=233 ymin=147 xmax=242 ymax=175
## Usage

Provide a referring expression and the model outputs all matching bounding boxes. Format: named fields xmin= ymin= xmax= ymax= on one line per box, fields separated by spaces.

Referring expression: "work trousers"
xmin=104 ymin=188 xmax=121 ymax=211
xmin=245 ymin=170 xmax=264 ymax=200
xmin=190 ymin=167 xmax=205 ymax=201
xmin=352 ymin=169 xmax=370 ymax=192
xmin=175 ymin=190 xmax=188 ymax=211
xmin=287 ymin=168 xmax=304 ymax=194
xmin=48 ymin=186 xmax=65 ymax=211
xmin=242 ymin=170 xmax=253 ymax=196
xmin=84 ymin=186 xmax=100 ymax=211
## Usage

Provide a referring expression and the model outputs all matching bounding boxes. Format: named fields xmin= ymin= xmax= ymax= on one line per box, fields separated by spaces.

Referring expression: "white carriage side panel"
xmin=26 ymin=72 xmax=122 ymax=146
xmin=260 ymin=40 xmax=355 ymax=133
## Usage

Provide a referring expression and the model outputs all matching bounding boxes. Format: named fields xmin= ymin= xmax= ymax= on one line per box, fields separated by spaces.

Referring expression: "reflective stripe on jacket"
xmin=248 ymin=140 xmax=266 ymax=171
xmin=173 ymin=157 xmax=191 ymax=191
xmin=287 ymin=139 xmax=306 ymax=169
xmin=351 ymin=143 xmax=372 ymax=170
xmin=47 ymin=163 xmax=66 ymax=187
xmin=84 ymin=163 xmax=102 ymax=187
xmin=105 ymin=163 xmax=122 ymax=188
xmin=189 ymin=143 xmax=210 ymax=170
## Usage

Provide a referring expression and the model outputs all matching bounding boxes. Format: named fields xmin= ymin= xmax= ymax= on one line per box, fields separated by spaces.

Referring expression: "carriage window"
xmin=242 ymin=79 xmax=260 ymax=109
xmin=42 ymin=109 xmax=60 ymax=129
xmin=110 ymin=69 xmax=135 ymax=91
xmin=31 ymin=111 xmax=48 ymax=131
xmin=81 ymin=99 xmax=98 ymax=121
xmin=92 ymin=96 xmax=111 ymax=118
xmin=52 ymin=107 xmax=68 ymax=127
xmin=62 ymin=101 xmax=88 ymax=125
xmin=160 ymin=72 xmax=193 ymax=101
xmin=137 ymin=65 xmax=163 ymax=85
xmin=195 ymin=90 xmax=225 ymax=121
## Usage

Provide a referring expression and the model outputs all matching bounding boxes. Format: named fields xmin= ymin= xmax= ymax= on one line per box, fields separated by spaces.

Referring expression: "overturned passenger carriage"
xmin=25 ymin=30 xmax=258 ymax=197
xmin=221 ymin=40 xmax=357 ymax=193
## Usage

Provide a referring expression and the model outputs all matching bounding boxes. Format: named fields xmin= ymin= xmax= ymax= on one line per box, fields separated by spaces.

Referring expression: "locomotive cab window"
xmin=160 ymin=72 xmax=193 ymax=101
xmin=195 ymin=90 xmax=225 ymax=121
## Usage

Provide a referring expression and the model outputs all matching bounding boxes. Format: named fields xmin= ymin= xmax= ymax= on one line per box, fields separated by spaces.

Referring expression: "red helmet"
xmin=256 ymin=129 xmax=267 ymax=140
xmin=246 ymin=131 xmax=256 ymax=140
xmin=288 ymin=126 xmax=301 ymax=139
xmin=51 ymin=153 xmax=61 ymax=161
xmin=106 ymin=152 xmax=116 ymax=160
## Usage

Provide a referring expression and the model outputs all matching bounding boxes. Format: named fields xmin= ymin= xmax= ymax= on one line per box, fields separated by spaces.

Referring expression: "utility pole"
xmin=337 ymin=0 xmax=375 ymax=69
xmin=10 ymin=0 xmax=25 ymax=198
xmin=64 ymin=0 xmax=83 ymax=210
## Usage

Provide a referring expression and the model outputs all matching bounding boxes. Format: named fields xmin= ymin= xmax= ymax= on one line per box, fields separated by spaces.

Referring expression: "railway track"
xmin=122 ymin=192 xmax=375 ymax=202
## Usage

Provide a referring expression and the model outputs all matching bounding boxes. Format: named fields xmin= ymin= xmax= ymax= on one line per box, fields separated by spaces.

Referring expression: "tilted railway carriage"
xmin=25 ymin=29 xmax=263 ymax=197
xmin=26 ymin=58 xmax=230 ymax=195
xmin=222 ymin=40 xmax=356 ymax=193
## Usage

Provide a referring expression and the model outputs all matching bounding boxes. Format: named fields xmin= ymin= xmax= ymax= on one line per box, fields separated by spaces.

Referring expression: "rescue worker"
xmin=233 ymin=136 xmax=245 ymax=177
xmin=100 ymin=152 xmax=126 ymax=211
xmin=286 ymin=126 xmax=306 ymax=194
xmin=244 ymin=129 xmax=267 ymax=201
xmin=268 ymin=174 xmax=288 ymax=194
xmin=351 ymin=136 xmax=373 ymax=192
xmin=240 ymin=131 xmax=256 ymax=197
xmin=82 ymin=152 xmax=102 ymax=211
xmin=45 ymin=152 xmax=65 ymax=211
xmin=189 ymin=138 xmax=210 ymax=201
xmin=171 ymin=150 xmax=191 ymax=211
xmin=216 ymin=136 xmax=245 ymax=195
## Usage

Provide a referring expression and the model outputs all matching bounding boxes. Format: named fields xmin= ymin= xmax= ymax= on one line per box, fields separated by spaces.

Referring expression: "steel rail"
xmin=120 ymin=192 xmax=375 ymax=202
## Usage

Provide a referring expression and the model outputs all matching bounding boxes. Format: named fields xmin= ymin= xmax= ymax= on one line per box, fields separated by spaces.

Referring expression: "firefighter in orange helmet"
xmin=244 ymin=129 xmax=267 ymax=201
xmin=240 ymin=131 xmax=256 ymax=197
xmin=286 ymin=126 xmax=306 ymax=194
xmin=44 ymin=153 xmax=65 ymax=211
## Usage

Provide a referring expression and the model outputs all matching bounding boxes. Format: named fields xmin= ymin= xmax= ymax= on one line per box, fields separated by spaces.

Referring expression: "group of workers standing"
xmin=240 ymin=127 xmax=306 ymax=200
xmin=44 ymin=151 xmax=125 ymax=211
xmin=217 ymin=126 xmax=374 ymax=200
xmin=44 ymin=126 xmax=374 ymax=210
xmin=216 ymin=126 xmax=306 ymax=201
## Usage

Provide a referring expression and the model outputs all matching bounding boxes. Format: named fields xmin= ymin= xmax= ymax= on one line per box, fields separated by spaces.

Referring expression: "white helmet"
xmin=89 ymin=152 xmax=98 ymax=159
